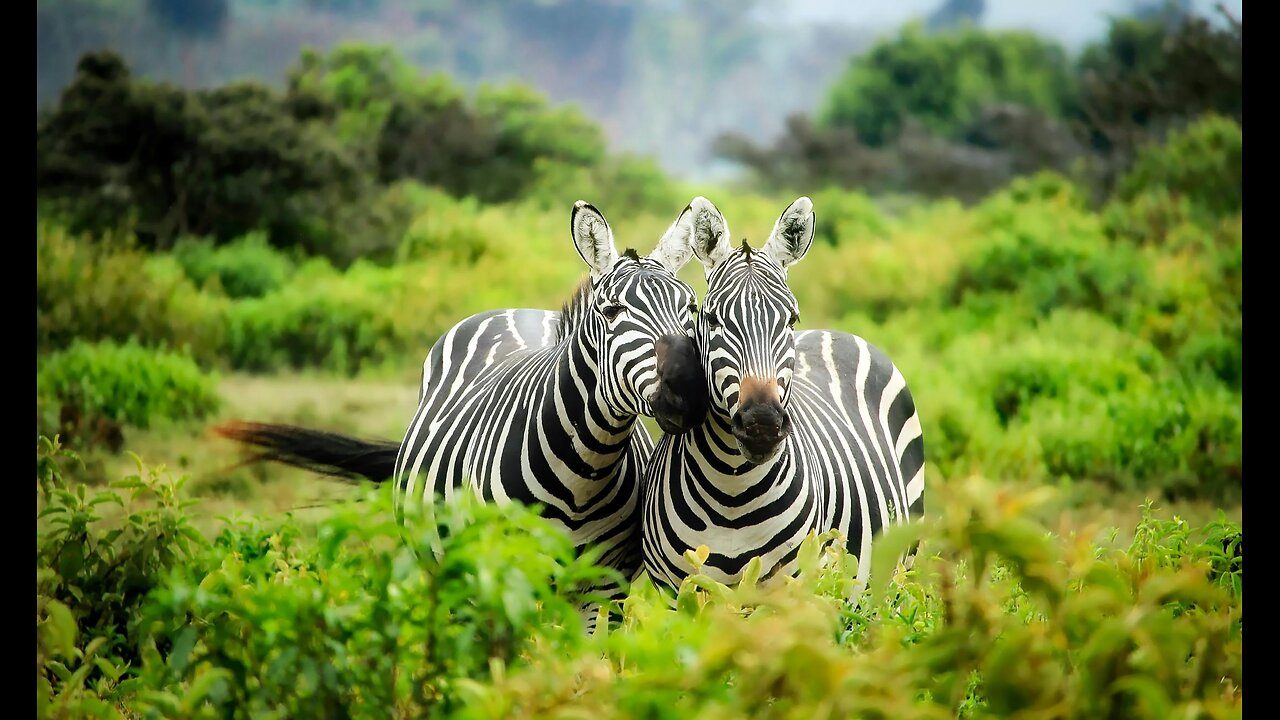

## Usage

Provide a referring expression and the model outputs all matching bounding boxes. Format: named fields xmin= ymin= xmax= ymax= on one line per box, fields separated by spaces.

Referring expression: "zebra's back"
xmin=791 ymin=330 xmax=925 ymax=572
xmin=395 ymin=307 xmax=650 ymax=575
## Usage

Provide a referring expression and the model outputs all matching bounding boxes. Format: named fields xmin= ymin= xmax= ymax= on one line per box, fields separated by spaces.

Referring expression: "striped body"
xmin=641 ymin=196 xmax=926 ymax=594
xmin=394 ymin=303 xmax=653 ymax=580
xmin=212 ymin=200 xmax=707 ymax=633
xmin=393 ymin=201 xmax=707 ymax=617
xmin=643 ymin=329 xmax=925 ymax=589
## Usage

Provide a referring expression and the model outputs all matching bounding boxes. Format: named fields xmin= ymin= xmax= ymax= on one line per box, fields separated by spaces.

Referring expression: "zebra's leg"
xmin=575 ymin=575 xmax=630 ymax=637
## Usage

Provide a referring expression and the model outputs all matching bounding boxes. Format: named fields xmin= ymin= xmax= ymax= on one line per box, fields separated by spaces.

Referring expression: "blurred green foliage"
xmin=36 ymin=221 xmax=224 ymax=358
xmin=822 ymin=24 xmax=1079 ymax=147
xmin=173 ymin=232 xmax=296 ymax=299
xmin=719 ymin=6 xmax=1241 ymax=202
xmin=35 ymin=112 xmax=1242 ymax=499
xmin=37 ymin=341 xmax=221 ymax=450
xmin=34 ymin=13 xmax=1242 ymax=718
xmin=37 ymin=45 xmax=632 ymax=263
xmin=37 ymin=440 xmax=1242 ymax=718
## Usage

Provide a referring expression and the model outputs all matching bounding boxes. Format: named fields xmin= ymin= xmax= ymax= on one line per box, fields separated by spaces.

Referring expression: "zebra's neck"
xmin=538 ymin=319 xmax=640 ymax=483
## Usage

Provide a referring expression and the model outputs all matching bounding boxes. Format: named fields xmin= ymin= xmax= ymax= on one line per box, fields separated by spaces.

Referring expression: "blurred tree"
xmin=1076 ymin=6 xmax=1241 ymax=189
xmin=717 ymin=5 xmax=1239 ymax=205
xmin=712 ymin=115 xmax=892 ymax=193
xmin=37 ymin=51 xmax=358 ymax=252
xmin=821 ymin=25 xmax=1078 ymax=147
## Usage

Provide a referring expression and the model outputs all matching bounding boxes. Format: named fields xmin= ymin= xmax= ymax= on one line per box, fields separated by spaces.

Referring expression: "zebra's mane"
xmin=556 ymin=275 xmax=594 ymax=343
xmin=554 ymin=248 xmax=643 ymax=343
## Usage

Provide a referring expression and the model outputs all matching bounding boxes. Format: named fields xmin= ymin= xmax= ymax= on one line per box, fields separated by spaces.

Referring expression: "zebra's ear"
xmin=571 ymin=200 xmax=620 ymax=278
xmin=649 ymin=204 xmax=696 ymax=273
xmin=688 ymin=196 xmax=733 ymax=271
xmin=763 ymin=196 xmax=815 ymax=270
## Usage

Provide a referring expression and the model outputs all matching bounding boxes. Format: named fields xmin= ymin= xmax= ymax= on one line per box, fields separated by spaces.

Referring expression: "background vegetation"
xmin=37 ymin=3 xmax=1242 ymax=716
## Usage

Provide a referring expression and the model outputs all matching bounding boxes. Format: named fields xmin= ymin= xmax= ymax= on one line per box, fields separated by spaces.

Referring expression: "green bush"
xmin=822 ymin=24 xmax=1078 ymax=146
xmin=1124 ymin=213 xmax=1241 ymax=387
xmin=37 ymin=341 xmax=221 ymax=447
xmin=462 ymin=478 xmax=1240 ymax=719
xmin=809 ymin=187 xmax=891 ymax=246
xmin=1114 ymin=115 xmax=1242 ymax=221
xmin=36 ymin=223 xmax=224 ymax=359
xmin=37 ymin=437 xmax=210 ymax=713
xmin=396 ymin=189 xmax=495 ymax=264
xmin=36 ymin=440 xmax=1242 ymax=719
xmin=173 ymin=232 xmax=296 ymax=298
xmin=223 ymin=261 xmax=412 ymax=374
xmin=133 ymin=491 xmax=613 ymax=718
xmin=1029 ymin=381 xmax=1241 ymax=500
xmin=949 ymin=196 xmax=1147 ymax=321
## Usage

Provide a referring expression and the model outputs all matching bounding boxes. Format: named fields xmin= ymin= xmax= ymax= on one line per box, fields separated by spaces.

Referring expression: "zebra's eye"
xmin=687 ymin=301 xmax=698 ymax=317
xmin=703 ymin=311 xmax=721 ymax=330
xmin=601 ymin=304 xmax=626 ymax=322
xmin=789 ymin=311 xmax=800 ymax=328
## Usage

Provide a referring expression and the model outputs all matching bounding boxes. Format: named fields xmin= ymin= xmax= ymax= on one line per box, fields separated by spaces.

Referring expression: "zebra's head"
xmin=571 ymin=200 xmax=707 ymax=435
xmin=687 ymin=196 xmax=815 ymax=464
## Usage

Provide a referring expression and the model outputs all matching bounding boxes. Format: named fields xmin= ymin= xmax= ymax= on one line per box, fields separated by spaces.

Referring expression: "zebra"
xmin=640 ymin=196 xmax=926 ymax=596
xmin=216 ymin=199 xmax=709 ymax=629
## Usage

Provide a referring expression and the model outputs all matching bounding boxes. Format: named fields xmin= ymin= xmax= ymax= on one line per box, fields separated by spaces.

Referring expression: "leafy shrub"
xmin=396 ymin=189 xmax=496 ymax=264
xmin=1125 ymin=213 xmax=1241 ymax=387
xmin=173 ymin=232 xmax=296 ymax=298
xmin=1029 ymin=381 xmax=1241 ymax=500
xmin=1114 ymin=115 xmax=1242 ymax=221
xmin=37 ymin=341 xmax=221 ymax=448
xmin=949 ymin=197 xmax=1147 ymax=321
xmin=36 ymin=223 xmax=224 ymax=359
xmin=37 ymin=437 xmax=210 ymax=712
xmin=461 ymin=478 xmax=1241 ymax=719
xmin=133 ymin=490 xmax=614 ymax=718
xmin=809 ymin=188 xmax=891 ymax=246
xmin=35 ymin=439 xmax=1242 ymax=718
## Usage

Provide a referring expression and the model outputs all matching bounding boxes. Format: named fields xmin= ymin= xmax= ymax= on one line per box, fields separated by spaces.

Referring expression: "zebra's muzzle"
xmin=731 ymin=397 xmax=791 ymax=465
xmin=650 ymin=334 xmax=708 ymax=435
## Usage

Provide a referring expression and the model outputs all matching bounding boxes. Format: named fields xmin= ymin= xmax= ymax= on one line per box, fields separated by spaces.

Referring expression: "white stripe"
xmin=896 ymin=413 xmax=922 ymax=463
xmin=906 ymin=466 xmax=924 ymax=507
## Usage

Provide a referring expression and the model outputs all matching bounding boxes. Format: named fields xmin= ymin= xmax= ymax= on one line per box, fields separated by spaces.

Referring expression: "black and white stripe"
xmin=641 ymin=197 xmax=926 ymax=594
xmin=394 ymin=200 xmax=703 ymax=624
xmin=214 ymin=201 xmax=706 ymax=633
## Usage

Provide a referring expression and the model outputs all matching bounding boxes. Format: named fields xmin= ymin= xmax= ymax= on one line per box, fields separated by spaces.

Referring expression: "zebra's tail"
xmin=212 ymin=421 xmax=400 ymax=483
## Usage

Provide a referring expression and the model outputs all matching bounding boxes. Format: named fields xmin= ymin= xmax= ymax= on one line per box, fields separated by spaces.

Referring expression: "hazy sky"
xmin=778 ymin=0 xmax=1243 ymax=48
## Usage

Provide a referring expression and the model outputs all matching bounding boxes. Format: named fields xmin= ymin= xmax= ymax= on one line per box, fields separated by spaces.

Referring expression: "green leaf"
xmin=1113 ymin=676 xmax=1174 ymax=718
xmin=740 ymin=556 xmax=763 ymax=593
xmin=676 ymin=582 xmax=702 ymax=616
xmin=93 ymin=657 xmax=122 ymax=683
xmin=180 ymin=669 xmax=233 ymax=714
xmin=48 ymin=660 xmax=73 ymax=683
xmin=869 ymin=522 xmax=928 ymax=602
xmin=167 ymin=626 xmax=199 ymax=677
xmin=42 ymin=600 xmax=78 ymax=659
xmin=797 ymin=530 xmax=821 ymax=576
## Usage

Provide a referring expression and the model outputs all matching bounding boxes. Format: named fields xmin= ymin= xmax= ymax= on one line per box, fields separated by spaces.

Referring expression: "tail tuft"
xmin=212 ymin=420 xmax=400 ymax=483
